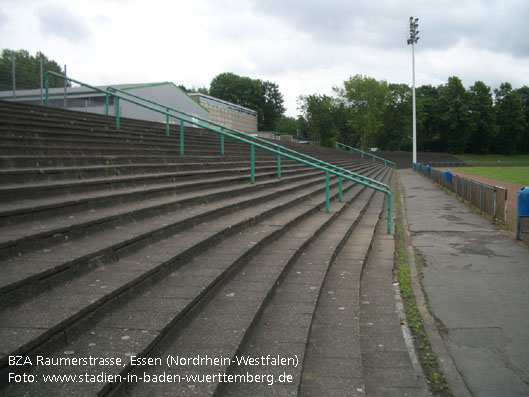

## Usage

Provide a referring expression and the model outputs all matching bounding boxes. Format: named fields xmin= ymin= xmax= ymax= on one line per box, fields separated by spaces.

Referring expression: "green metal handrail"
xmin=44 ymin=71 xmax=391 ymax=233
xmin=106 ymin=86 xmax=390 ymax=192
xmin=336 ymin=143 xmax=396 ymax=169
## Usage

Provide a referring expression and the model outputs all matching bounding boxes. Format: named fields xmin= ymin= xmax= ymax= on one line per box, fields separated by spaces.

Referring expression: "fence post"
xmin=470 ymin=180 xmax=473 ymax=207
xmin=39 ymin=58 xmax=43 ymax=105
xmin=11 ymin=54 xmax=16 ymax=101
xmin=492 ymin=187 xmax=496 ymax=220
xmin=45 ymin=72 xmax=49 ymax=106
xmin=325 ymin=171 xmax=330 ymax=213
xmin=479 ymin=184 xmax=483 ymax=209
xmin=63 ymin=65 xmax=67 ymax=109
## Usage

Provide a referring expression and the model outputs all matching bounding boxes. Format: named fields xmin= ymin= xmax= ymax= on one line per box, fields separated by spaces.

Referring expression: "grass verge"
xmin=395 ymin=177 xmax=452 ymax=396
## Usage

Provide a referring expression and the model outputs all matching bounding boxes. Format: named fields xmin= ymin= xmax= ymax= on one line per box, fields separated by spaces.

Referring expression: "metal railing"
xmin=106 ymin=86 xmax=389 ymax=192
xmin=416 ymin=166 xmax=507 ymax=224
xmin=336 ymin=143 xmax=396 ymax=169
xmin=44 ymin=71 xmax=392 ymax=233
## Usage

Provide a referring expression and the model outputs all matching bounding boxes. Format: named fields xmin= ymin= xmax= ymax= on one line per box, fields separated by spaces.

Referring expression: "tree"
xmin=209 ymin=72 xmax=285 ymax=131
xmin=0 ymin=49 xmax=66 ymax=90
xmin=437 ymin=77 xmax=473 ymax=154
xmin=515 ymin=86 xmax=529 ymax=153
xmin=336 ymin=75 xmax=390 ymax=150
xmin=381 ymin=83 xmax=412 ymax=151
xmin=275 ymin=116 xmax=298 ymax=135
xmin=416 ymin=85 xmax=441 ymax=152
xmin=298 ymin=94 xmax=340 ymax=147
xmin=493 ymin=83 xmax=526 ymax=155
xmin=467 ymin=81 xmax=495 ymax=154
xmin=259 ymin=80 xmax=286 ymax=131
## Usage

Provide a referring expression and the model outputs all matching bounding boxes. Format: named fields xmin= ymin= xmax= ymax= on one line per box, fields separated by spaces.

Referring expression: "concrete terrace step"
xmin=0 ymin=166 xmax=335 ymax=260
xmin=1 ymin=165 xmax=390 ymax=396
xmin=0 ymin=152 xmax=284 ymax=169
xmin=217 ymin=169 xmax=392 ymax=397
xmin=0 ymin=161 xmax=374 ymax=229
xmin=0 ymin=160 xmax=315 ymax=201
xmin=298 ymin=170 xmax=391 ymax=397
xmin=0 ymin=158 xmax=363 ymax=186
xmin=0 ymin=101 xmax=393 ymax=395
xmin=0 ymin=164 xmax=380 ymax=310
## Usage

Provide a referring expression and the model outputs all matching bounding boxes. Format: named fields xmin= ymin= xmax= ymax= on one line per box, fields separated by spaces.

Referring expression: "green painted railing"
xmin=106 ymin=86 xmax=389 ymax=192
xmin=336 ymin=143 xmax=396 ymax=169
xmin=44 ymin=71 xmax=392 ymax=233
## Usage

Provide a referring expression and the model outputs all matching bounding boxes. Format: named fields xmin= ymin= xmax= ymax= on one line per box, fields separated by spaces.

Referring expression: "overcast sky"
xmin=1 ymin=0 xmax=528 ymax=116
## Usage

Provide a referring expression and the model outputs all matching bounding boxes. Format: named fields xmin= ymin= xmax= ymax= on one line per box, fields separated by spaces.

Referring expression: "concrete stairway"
xmin=0 ymin=101 xmax=394 ymax=396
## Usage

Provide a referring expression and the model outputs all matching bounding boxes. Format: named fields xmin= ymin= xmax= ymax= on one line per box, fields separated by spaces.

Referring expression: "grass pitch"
xmin=451 ymin=167 xmax=529 ymax=186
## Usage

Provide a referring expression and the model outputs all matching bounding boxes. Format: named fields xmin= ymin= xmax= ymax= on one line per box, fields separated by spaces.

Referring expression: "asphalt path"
xmin=400 ymin=169 xmax=529 ymax=396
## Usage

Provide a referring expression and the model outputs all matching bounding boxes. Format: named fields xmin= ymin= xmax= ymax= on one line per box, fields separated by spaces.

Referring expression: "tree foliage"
xmin=437 ymin=76 xmax=473 ymax=154
xmin=337 ymin=75 xmax=390 ymax=150
xmin=209 ymin=72 xmax=285 ymax=131
xmin=468 ymin=81 xmax=495 ymax=154
xmin=493 ymin=83 xmax=526 ymax=155
xmin=283 ymin=76 xmax=529 ymax=154
xmin=298 ymin=94 xmax=340 ymax=147
xmin=0 ymin=49 xmax=66 ymax=90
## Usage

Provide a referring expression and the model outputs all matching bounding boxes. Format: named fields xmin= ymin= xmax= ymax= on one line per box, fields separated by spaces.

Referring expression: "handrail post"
xmin=339 ymin=176 xmax=342 ymax=202
xmin=44 ymin=72 xmax=49 ymax=107
xmin=115 ymin=97 xmax=120 ymax=130
xmin=251 ymin=144 xmax=255 ymax=184
xmin=180 ymin=120 xmax=184 ymax=156
xmin=325 ymin=171 xmax=330 ymax=213
xmin=277 ymin=148 xmax=281 ymax=179
xmin=105 ymin=94 xmax=109 ymax=116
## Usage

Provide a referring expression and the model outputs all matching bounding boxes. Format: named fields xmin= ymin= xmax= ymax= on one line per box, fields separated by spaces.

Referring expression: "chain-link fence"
xmin=416 ymin=166 xmax=507 ymax=224
xmin=0 ymin=52 xmax=67 ymax=105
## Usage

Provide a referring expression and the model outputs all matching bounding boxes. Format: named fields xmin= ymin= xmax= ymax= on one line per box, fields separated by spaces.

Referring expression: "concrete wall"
xmin=189 ymin=94 xmax=258 ymax=133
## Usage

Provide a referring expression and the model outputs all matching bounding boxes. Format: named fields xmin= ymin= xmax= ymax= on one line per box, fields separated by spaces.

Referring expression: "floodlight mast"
xmin=407 ymin=16 xmax=419 ymax=167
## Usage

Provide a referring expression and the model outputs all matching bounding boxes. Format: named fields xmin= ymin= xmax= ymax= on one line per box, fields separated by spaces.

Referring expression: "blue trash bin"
xmin=445 ymin=169 xmax=452 ymax=183
xmin=517 ymin=187 xmax=529 ymax=240
xmin=426 ymin=165 xmax=430 ymax=175
xmin=519 ymin=187 xmax=529 ymax=217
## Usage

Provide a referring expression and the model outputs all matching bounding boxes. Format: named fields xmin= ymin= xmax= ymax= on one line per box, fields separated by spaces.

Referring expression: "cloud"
xmin=35 ymin=4 xmax=91 ymax=43
xmin=0 ymin=8 xmax=9 ymax=30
